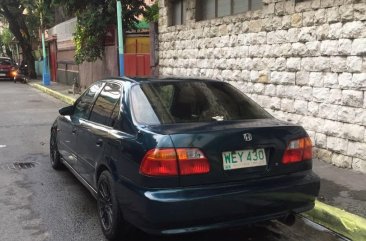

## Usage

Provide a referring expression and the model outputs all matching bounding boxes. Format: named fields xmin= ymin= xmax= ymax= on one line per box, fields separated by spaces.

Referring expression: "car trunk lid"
xmin=147 ymin=119 xmax=308 ymax=187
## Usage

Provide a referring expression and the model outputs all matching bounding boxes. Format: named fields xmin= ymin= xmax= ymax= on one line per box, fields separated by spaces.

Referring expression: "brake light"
xmin=140 ymin=148 xmax=210 ymax=176
xmin=140 ymin=149 xmax=178 ymax=176
xmin=282 ymin=137 xmax=313 ymax=164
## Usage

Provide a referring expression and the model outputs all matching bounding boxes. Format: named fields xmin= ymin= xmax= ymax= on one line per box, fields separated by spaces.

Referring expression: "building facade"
xmin=158 ymin=0 xmax=366 ymax=173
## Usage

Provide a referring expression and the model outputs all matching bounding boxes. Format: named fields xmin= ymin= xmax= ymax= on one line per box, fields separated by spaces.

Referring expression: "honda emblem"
xmin=243 ymin=133 xmax=252 ymax=142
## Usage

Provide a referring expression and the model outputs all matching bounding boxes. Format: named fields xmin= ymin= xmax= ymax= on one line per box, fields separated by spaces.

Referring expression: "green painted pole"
xmin=40 ymin=9 xmax=50 ymax=85
xmin=117 ymin=0 xmax=125 ymax=76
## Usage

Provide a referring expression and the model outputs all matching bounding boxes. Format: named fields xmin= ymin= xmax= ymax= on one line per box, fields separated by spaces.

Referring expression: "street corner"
xmin=29 ymin=82 xmax=76 ymax=105
xmin=304 ymin=200 xmax=366 ymax=241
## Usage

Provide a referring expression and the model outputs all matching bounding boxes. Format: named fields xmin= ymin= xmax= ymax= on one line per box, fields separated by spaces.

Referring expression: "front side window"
xmin=131 ymin=81 xmax=272 ymax=125
xmin=73 ymin=82 xmax=104 ymax=120
xmin=89 ymin=83 xmax=122 ymax=126
xmin=197 ymin=0 xmax=262 ymax=21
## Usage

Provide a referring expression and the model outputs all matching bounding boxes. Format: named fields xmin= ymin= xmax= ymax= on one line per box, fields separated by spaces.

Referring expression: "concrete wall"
xmin=158 ymin=0 xmax=366 ymax=173
xmin=47 ymin=18 xmax=118 ymax=87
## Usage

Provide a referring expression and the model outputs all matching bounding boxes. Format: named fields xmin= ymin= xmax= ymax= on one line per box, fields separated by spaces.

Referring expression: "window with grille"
xmin=170 ymin=0 xmax=187 ymax=26
xmin=196 ymin=0 xmax=263 ymax=21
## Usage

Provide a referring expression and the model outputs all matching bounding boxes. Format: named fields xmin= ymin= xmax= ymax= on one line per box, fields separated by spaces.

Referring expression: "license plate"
xmin=0 ymin=73 xmax=6 ymax=76
xmin=222 ymin=148 xmax=267 ymax=170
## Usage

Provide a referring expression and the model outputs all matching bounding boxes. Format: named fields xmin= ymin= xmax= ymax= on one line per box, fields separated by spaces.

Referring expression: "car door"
xmin=58 ymin=82 xmax=104 ymax=170
xmin=76 ymin=82 xmax=122 ymax=186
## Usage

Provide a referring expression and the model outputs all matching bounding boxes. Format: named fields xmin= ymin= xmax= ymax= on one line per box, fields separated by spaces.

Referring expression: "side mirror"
xmin=59 ymin=105 xmax=74 ymax=116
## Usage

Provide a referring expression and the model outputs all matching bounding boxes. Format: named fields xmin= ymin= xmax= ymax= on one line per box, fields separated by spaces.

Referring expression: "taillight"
xmin=140 ymin=149 xmax=178 ymax=176
xmin=282 ymin=137 xmax=313 ymax=164
xmin=140 ymin=148 xmax=210 ymax=176
xmin=176 ymin=148 xmax=210 ymax=175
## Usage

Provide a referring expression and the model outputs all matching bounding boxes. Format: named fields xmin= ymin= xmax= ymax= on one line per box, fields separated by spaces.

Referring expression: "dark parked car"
xmin=0 ymin=57 xmax=17 ymax=80
xmin=50 ymin=77 xmax=320 ymax=240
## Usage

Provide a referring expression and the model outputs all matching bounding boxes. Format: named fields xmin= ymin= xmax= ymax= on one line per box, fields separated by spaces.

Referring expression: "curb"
xmin=29 ymin=83 xmax=76 ymax=105
xmin=304 ymin=200 xmax=366 ymax=241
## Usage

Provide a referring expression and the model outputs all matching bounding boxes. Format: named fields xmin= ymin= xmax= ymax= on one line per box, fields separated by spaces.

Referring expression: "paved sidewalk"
xmin=28 ymin=81 xmax=366 ymax=240
xmin=314 ymin=159 xmax=366 ymax=218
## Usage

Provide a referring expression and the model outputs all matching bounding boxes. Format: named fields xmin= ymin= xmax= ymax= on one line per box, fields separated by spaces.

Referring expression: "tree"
xmin=0 ymin=0 xmax=53 ymax=78
xmin=53 ymin=0 xmax=147 ymax=64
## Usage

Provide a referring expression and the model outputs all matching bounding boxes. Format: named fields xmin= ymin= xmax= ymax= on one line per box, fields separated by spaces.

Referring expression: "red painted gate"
xmin=124 ymin=54 xmax=151 ymax=77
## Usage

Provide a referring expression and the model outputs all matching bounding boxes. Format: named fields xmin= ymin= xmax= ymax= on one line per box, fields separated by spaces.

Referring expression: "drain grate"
xmin=0 ymin=162 xmax=40 ymax=170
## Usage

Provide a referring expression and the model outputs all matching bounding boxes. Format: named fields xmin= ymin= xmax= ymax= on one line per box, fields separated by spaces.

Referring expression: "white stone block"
xmin=330 ymin=57 xmax=347 ymax=73
xmin=281 ymin=98 xmax=295 ymax=113
xmin=327 ymin=136 xmax=348 ymax=154
xmin=347 ymin=141 xmax=366 ymax=159
xmin=342 ymin=124 xmax=365 ymax=142
xmin=303 ymin=11 xmax=315 ymax=26
xmin=342 ymin=21 xmax=366 ymax=39
xmin=287 ymin=58 xmax=301 ymax=71
xmin=318 ymin=103 xmax=338 ymax=120
xmin=327 ymin=88 xmax=342 ymax=105
xmin=320 ymin=40 xmax=339 ymax=56
xmin=308 ymin=102 xmax=319 ymax=116
xmin=338 ymin=39 xmax=352 ymax=55
xmin=300 ymin=86 xmax=313 ymax=101
xmin=305 ymin=41 xmax=320 ymax=56
xmin=296 ymin=71 xmax=310 ymax=85
xmin=352 ymin=158 xmax=366 ymax=174
xmin=338 ymin=73 xmax=353 ymax=88
xmin=326 ymin=7 xmax=340 ymax=23
xmin=292 ymin=42 xmax=307 ymax=56
xmin=352 ymin=39 xmax=366 ymax=55
xmin=314 ymin=9 xmax=326 ymax=24
xmin=342 ymin=90 xmax=364 ymax=107
xmin=338 ymin=106 xmax=357 ymax=124
xmin=264 ymin=84 xmax=277 ymax=96
xmin=346 ymin=56 xmax=363 ymax=73
xmin=315 ymin=132 xmax=327 ymax=148
xmin=294 ymin=100 xmax=308 ymax=115
xmin=323 ymin=73 xmax=338 ymax=88
xmin=354 ymin=3 xmax=366 ymax=21
xmin=322 ymin=120 xmax=344 ymax=137
xmin=332 ymin=154 xmax=352 ymax=168
xmin=313 ymin=87 xmax=330 ymax=102
xmin=298 ymin=27 xmax=317 ymax=42
xmin=310 ymin=72 xmax=324 ymax=87
xmin=339 ymin=5 xmax=354 ymax=22
xmin=329 ymin=23 xmax=343 ymax=39
xmin=352 ymin=73 xmax=366 ymax=89
xmin=270 ymin=71 xmax=296 ymax=85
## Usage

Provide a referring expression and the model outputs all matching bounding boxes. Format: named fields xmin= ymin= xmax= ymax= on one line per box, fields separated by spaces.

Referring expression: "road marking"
xmin=0 ymin=145 xmax=6 ymax=148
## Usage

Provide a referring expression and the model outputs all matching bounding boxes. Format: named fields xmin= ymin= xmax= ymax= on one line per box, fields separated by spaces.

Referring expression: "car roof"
xmin=106 ymin=76 xmax=222 ymax=85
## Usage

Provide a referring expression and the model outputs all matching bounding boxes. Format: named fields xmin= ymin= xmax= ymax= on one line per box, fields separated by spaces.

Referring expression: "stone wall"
xmin=158 ymin=0 xmax=366 ymax=173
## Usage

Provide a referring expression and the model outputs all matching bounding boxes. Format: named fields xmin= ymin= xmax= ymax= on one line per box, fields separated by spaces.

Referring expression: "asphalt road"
xmin=0 ymin=81 xmax=347 ymax=241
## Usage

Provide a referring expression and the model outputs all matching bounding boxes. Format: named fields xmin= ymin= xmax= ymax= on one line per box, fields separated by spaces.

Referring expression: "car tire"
xmin=97 ymin=171 xmax=133 ymax=241
xmin=50 ymin=128 xmax=63 ymax=170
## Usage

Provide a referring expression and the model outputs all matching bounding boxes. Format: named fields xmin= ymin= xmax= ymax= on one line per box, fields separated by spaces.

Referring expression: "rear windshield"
xmin=0 ymin=59 xmax=13 ymax=65
xmin=131 ymin=81 xmax=271 ymax=125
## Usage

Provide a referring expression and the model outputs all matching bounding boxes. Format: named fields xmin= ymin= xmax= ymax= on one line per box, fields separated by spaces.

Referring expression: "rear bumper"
xmin=115 ymin=171 xmax=320 ymax=235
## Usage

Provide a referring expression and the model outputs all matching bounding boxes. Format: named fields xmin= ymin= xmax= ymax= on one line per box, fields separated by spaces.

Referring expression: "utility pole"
xmin=40 ymin=0 xmax=50 ymax=85
xmin=117 ymin=0 xmax=124 ymax=76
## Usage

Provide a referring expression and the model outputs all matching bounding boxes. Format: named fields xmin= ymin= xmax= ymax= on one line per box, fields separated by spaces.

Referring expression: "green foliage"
xmin=0 ymin=28 xmax=13 ymax=46
xmin=54 ymin=0 xmax=147 ymax=64
xmin=144 ymin=2 xmax=159 ymax=23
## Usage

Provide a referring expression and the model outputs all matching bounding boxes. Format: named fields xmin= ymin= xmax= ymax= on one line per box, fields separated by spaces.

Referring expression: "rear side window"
xmin=74 ymin=82 xmax=104 ymax=119
xmin=89 ymin=83 xmax=122 ymax=126
xmin=131 ymin=81 xmax=272 ymax=125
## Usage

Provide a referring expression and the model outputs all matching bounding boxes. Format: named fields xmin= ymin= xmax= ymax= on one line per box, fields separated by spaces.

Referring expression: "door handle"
xmin=72 ymin=129 xmax=77 ymax=135
xmin=96 ymin=139 xmax=103 ymax=147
